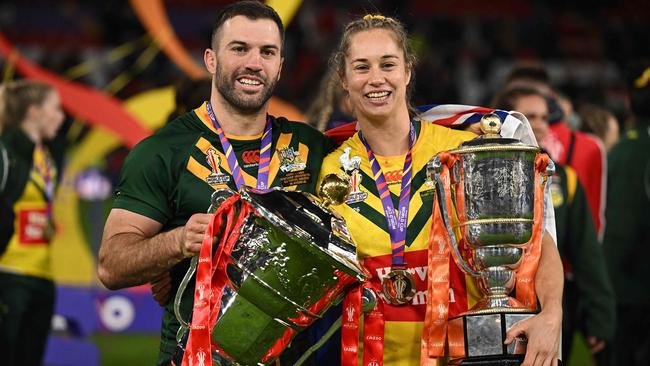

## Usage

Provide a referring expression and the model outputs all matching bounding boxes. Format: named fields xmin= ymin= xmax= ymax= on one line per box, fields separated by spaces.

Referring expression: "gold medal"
xmin=381 ymin=268 xmax=416 ymax=306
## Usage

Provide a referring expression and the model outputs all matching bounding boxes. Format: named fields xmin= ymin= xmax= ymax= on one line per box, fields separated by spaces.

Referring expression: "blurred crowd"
xmin=1 ymin=1 xmax=649 ymax=365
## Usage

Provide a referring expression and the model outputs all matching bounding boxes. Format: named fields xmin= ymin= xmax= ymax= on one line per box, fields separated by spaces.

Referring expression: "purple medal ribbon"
xmin=359 ymin=123 xmax=416 ymax=267
xmin=206 ymin=101 xmax=272 ymax=190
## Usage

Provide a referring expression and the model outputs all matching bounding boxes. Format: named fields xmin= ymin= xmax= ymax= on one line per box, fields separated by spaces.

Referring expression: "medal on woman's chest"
xmin=382 ymin=267 xmax=416 ymax=305
xmin=360 ymin=124 xmax=418 ymax=307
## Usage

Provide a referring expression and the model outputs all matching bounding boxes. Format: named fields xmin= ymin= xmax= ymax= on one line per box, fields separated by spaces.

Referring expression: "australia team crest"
xmin=279 ymin=146 xmax=306 ymax=173
xmin=205 ymin=148 xmax=230 ymax=186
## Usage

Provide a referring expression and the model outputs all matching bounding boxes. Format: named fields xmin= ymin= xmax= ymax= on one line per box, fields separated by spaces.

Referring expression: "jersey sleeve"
xmin=112 ymin=137 xmax=175 ymax=224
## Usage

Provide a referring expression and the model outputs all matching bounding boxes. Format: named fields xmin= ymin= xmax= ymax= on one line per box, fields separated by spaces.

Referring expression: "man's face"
xmin=205 ymin=15 xmax=283 ymax=114
xmin=513 ymin=94 xmax=549 ymax=144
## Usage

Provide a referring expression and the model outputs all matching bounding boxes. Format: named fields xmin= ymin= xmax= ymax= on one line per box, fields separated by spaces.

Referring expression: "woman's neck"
xmin=209 ymin=94 xmax=267 ymax=136
xmin=20 ymin=120 xmax=41 ymax=145
xmin=358 ymin=111 xmax=412 ymax=156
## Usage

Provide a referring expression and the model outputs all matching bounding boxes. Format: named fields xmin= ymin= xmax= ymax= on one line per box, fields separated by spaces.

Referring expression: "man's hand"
xmin=586 ymin=336 xmax=605 ymax=354
xmin=179 ymin=213 xmax=214 ymax=258
xmin=504 ymin=306 xmax=562 ymax=366
xmin=151 ymin=271 xmax=172 ymax=306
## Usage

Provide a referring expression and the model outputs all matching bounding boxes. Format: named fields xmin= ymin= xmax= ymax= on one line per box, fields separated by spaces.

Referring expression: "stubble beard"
xmin=214 ymin=62 xmax=278 ymax=116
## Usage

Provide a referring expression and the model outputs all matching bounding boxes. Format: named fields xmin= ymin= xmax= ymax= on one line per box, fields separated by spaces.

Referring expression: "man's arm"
xmin=505 ymin=231 xmax=563 ymax=366
xmin=98 ymin=208 xmax=211 ymax=290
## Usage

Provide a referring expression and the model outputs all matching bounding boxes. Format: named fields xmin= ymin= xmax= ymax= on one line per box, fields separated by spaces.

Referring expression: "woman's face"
xmin=341 ymin=28 xmax=411 ymax=123
xmin=37 ymin=90 xmax=64 ymax=140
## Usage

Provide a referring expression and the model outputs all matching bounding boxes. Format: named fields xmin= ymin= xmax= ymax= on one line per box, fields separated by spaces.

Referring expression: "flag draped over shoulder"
xmin=325 ymin=104 xmax=538 ymax=147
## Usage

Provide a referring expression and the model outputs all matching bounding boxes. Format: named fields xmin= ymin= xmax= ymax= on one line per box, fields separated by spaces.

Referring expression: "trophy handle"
xmin=431 ymin=157 xmax=482 ymax=278
xmin=174 ymin=188 xmax=237 ymax=345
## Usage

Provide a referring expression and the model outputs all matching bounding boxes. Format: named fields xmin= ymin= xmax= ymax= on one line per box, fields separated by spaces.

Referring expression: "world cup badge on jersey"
xmin=339 ymin=147 xmax=368 ymax=204
xmin=205 ymin=148 xmax=230 ymax=186
xmin=279 ymin=146 xmax=306 ymax=173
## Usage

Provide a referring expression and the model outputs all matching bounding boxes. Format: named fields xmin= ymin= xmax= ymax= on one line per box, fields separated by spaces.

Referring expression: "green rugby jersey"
xmin=112 ymin=102 xmax=336 ymax=362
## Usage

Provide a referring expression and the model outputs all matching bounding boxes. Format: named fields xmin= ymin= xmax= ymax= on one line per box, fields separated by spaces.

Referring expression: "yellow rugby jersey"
xmin=0 ymin=145 xmax=56 ymax=279
xmin=319 ymin=121 xmax=481 ymax=366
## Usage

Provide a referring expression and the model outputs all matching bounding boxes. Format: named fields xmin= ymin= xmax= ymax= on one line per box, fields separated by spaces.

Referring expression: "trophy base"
xmin=446 ymin=311 xmax=536 ymax=364
xmin=453 ymin=354 xmax=524 ymax=365
xmin=450 ymin=355 xmax=563 ymax=366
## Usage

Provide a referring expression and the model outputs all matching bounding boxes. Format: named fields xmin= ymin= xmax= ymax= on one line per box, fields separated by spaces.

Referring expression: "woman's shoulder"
xmin=419 ymin=121 xmax=476 ymax=150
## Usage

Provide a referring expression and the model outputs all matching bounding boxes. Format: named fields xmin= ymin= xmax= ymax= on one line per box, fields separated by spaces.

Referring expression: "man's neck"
xmin=209 ymin=95 xmax=268 ymax=136
xmin=357 ymin=111 xmax=412 ymax=157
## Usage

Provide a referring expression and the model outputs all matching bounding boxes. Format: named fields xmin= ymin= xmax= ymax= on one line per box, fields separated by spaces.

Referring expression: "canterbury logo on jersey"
xmin=241 ymin=149 xmax=260 ymax=165
xmin=384 ymin=169 xmax=403 ymax=185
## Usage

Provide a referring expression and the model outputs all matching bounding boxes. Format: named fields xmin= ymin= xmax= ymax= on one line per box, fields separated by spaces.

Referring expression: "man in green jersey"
xmin=603 ymin=61 xmax=650 ymax=366
xmin=97 ymin=2 xmax=335 ymax=365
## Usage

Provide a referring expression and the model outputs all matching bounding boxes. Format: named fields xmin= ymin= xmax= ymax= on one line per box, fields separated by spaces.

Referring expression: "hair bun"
xmin=363 ymin=14 xmax=386 ymax=20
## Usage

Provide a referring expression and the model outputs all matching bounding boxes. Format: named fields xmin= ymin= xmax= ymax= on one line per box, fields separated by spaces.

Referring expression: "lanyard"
xmin=206 ymin=101 xmax=272 ymax=190
xmin=359 ymin=123 xmax=415 ymax=267
xmin=33 ymin=144 xmax=55 ymax=202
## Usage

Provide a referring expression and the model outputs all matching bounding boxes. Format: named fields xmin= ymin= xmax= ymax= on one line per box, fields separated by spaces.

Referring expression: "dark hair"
xmin=626 ymin=60 xmax=650 ymax=120
xmin=579 ymin=104 xmax=615 ymax=140
xmin=330 ymin=15 xmax=419 ymax=116
xmin=211 ymin=1 xmax=284 ymax=51
xmin=0 ymin=80 xmax=54 ymax=132
xmin=491 ymin=86 xmax=545 ymax=111
xmin=506 ymin=64 xmax=550 ymax=85
xmin=167 ymin=77 xmax=212 ymax=122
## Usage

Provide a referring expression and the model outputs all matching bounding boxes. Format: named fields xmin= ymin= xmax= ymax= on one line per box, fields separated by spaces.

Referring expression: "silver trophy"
xmin=429 ymin=114 xmax=554 ymax=364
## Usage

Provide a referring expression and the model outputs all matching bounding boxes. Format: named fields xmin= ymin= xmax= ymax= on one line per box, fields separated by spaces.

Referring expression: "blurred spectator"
xmin=505 ymin=64 xmax=607 ymax=238
xmin=603 ymin=60 xmax=650 ymax=366
xmin=166 ymin=77 xmax=212 ymax=123
xmin=493 ymin=86 xmax=615 ymax=361
xmin=579 ymin=104 xmax=620 ymax=152
xmin=0 ymin=80 xmax=66 ymax=366
xmin=556 ymin=91 xmax=581 ymax=131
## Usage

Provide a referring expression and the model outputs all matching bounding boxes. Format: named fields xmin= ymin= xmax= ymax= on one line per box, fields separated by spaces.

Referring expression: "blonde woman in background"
xmin=0 ymin=80 xmax=65 ymax=366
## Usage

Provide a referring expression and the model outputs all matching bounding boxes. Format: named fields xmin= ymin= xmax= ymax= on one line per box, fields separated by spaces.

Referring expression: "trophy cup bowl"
xmin=174 ymin=184 xmax=365 ymax=366
xmin=429 ymin=114 xmax=554 ymax=364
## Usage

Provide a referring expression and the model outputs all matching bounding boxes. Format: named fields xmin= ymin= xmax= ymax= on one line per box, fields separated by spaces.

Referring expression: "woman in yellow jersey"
xmin=318 ymin=16 xmax=564 ymax=366
xmin=0 ymin=80 xmax=65 ymax=366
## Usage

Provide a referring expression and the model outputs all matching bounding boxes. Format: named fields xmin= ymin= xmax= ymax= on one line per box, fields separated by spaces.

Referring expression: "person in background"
xmin=319 ymin=15 xmax=563 ymax=366
xmin=492 ymin=86 xmax=615 ymax=362
xmin=0 ymin=79 xmax=66 ymax=366
xmin=504 ymin=65 xmax=607 ymax=239
xmin=579 ymin=104 xmax=620 ymax=152
xmin=603 ymin=60 xmax=650 ymax=366
xmin=166 ymin=77 xmax=213 ymax=123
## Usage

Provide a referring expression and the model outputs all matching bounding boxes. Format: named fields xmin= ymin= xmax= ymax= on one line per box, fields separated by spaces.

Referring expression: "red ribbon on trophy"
xmin=341 ymin=282 xmax=385 ymax=366
xmin=420 ymin=151 xmax=550 ymax=363
xmin=181 ymin=195 xmax=250 ymax=366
